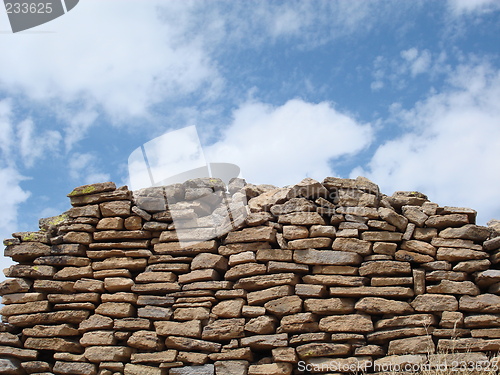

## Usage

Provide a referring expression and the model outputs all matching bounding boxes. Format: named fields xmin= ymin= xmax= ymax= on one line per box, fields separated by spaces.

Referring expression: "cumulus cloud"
xmin=205 ymin=99 xmax=373 ymax=187
xmin=355 ymin=62 xmax=500 ymax=224
xmin=69 ymin=152 xmax=110 ymax=185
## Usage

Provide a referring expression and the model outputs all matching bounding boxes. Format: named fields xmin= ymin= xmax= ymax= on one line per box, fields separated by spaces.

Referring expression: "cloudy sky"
xmin=0 ymin=0 xmax=499 ymax=272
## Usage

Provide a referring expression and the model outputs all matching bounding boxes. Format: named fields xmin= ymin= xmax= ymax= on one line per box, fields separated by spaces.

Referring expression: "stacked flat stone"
xmin=0 ymin=176 xmax=499 ymax=375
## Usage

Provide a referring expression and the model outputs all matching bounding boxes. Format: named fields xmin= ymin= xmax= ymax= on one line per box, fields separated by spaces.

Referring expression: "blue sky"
xmin=0 ymin=0 xmax=500 ymax=273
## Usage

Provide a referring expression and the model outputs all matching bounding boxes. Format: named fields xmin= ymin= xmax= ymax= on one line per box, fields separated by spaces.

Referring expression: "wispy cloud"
xmin=69 ymin=152 xmax=111 ymax=185
xmin=356 ymin=61 xmax=500 ymax=224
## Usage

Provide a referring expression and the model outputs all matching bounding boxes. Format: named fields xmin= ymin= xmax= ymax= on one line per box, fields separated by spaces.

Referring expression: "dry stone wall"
xmin=1 ymin=176 xmax=500 ymax=375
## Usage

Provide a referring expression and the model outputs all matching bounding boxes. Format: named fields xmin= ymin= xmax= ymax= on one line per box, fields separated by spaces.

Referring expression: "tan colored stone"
xmin=331 ymin=238 xmax=372 ymax=256
xmin=135 ymin=271 xmax=176 ymax=283
xmin=212 ymin=299 xmax=245 ymax=318
xmin=359 ymin=261 xmax=411 ymax=276
xmin=425 ymin=214 xmax=469 ymax=228
xmin=248 ymin=363 xmax=293 ymax=375
xmin=287 ymin=237 xmax=332 ymax=250
xmin=296 ymin=342 xmax=350 ymax=358
xmin=355 ymin=297 xmax=413 ymax=315
xmin=97 ymin=217 xmax=124 ymax=230
xmin=427 ymin=280 xmax=480 ymax=295
xmin=247 ymin=285 xmax=293 ymax=305
xmin=138 ymin=306 xmax=173 ymax=320
xmin=202 ymin=318 xmax=245 ymax=340
xmin=1 ymin=300 xmax=50 ymax=316
xmin=235 ymin=274 xmax=299 ymax=291
xmin=80 ymin=330 xmax=116 ymax=346
xmin=131 ymin=350 xmax=177 ymax=364
xmin=411 ymin=294 xmax=458 ymax=312
xmin=367 ymin=327 xmax=431 ymax=343
xmin=304 ymin=298 xmax=354 ymax=314
xmin=174 ymin=307 xmax=210 ymax=320
xmin=263 ymin=295 xmax=302 ymax=316
xmin=319 ymin=314 xmax=373 ymax=333
xmin=387 ymin=336 xmax=435 ymax=355
xmin=401 ymin=240 xmax=436 ymax=256
xmin=73 ymin=278 xmax=104 ymax=293
xmin=278 ymin=212 xmax=325 ymax=225
xmin=0 ymin=278 xmax=32 ymax=295
xmin=225 ymin=263 xmax=266 ymax=280
xmin=330 ymin=286 xmax=414 ymax=298
xmin=371 ymin=276 xmax=413 ymax=286
xmin=165 ymin=336 xmax=221 ymax=352
xmin=127 ymin=330 xmax=162 ymax=350
xmin=436 ymin=247 xmax=488 ymax=262
xmin=4 ymin=264 xmax=56 ymax=278
xmin=25 ymin=337 xmax=82 ymax=353
xmin=375 ymin=314 xmax=437 ymax=330
xmin=361 ymin=231 xmax=403 ymax=241
xmin=154 ymin=320 xmax=201 ymax=338
xmin=244 ymin=315 xmax=277 ymax=335
xmin=437 ymin=338 xmax=500 ymax=352
xmin=256 ymin=249 xmax=292 ymax=262
xmin=95 ymin=302 xmax=135 ymax=318
xmin=240 ymin=333 xmax=288 ymax=349
xmin=294 ymin=249 xmax=362 ymax=266
xmin=395 ymin=250 xmax=434 ymax=264
xmin=63 ymin=231 xmax=93 ymax=244
xmin=53 ymin=266 xmax=93 ymax=280
xmin=302 ymin=274 xmax=367 ymax=287
xmin=8 ymin=310 xmax=89 ymax=327
xmin=378 ymin=207 xmax=408 ymax=231
xmin=23 ymin=323 xmax=79 ymax=337
xmin=224 ymin=226 xmax=276 ymax=244
xmin=459 ymin=294 xmax=500 ymax=313
xmin=84 ymin=346 xmax=132 ymax=362
xmin=79 ymin=314 xmax=113 ymax=332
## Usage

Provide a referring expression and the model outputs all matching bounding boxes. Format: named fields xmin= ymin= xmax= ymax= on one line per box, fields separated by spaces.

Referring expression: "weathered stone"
xmin=278 ymin=212 xmax=325 ymax=225
xmin=282 ymin=225 xmax=309 ymax=240
xmin=174 ymin=307 xmax=209 ymax=320
xmin=367 ymin=327 xmax=431 ymax=343
xmin=131 ymin=350 xmax=177 ymax=364
xmin=453 ymin=259 xmax=491 ymax=272
xmin=436 ymin=247 xmax=488 ymax=262
xmin=302 ymin=274 xmax=367 ymax=287
xmin=296 ymin=342 xmax=351 ymax=358
xmin=303 ymin=298 xmax=355 ymax=316
xmin=94 ymin=302 xmax=135 ymax=318
xmin=460 ymin=294 xmax=500 ymax=313
xmin=63 ymin=231 xmax=93 ymax=244
xmin=425 ymin=214 xmax=469 ymax=229
xmin=25 ymin=337 xmax=82 ymax=353
xmin=395 ymin=250 xmax=434 ymax=263
xmin=247 ymin=285 xmax=293 ymax=305
xmin=359 ymin=261 xmax=411 ymax=276
xmin=263 ymin=295 xmax=302 ymax=316
xmin=4 ymin=264 xmax=56 ymax=279
xmin=401 ymin=240 xmax=436 ymax=256
xmin=73 ymin=278 xmax=104 ymax=292
xmin=355 ymin=297 xmax=414 ymax=315
xmin=411 ymin=294 xmax=458 ymax=312
xmin=54 ymin=266 xmax=93 ymax=280
xmin=1 ymin=300 xmax=50 ymax=316
xmin=0 ymin=358 xmax=21 ymax=375
xmin=0 ymin=278 xmax=32 ymax=295
xmin=247 ymin=363 xmax=292 ymax=375
xmin=191 ymin=253 xmax=228 ymax=272
xmin=127 ymin=330 xmax=162 ymax=350
xmin=210 ymin=299 xmax=244 ymax=318
xmin=165 ymin=336 xmax=221 ymax=353
xmin=4 ymin=242 xmax=52 ymax=262
xmin=92 ymin=257 xmax=147 ymax=271
xmin=154 ymin=320 xmax=201 ymax=338
xmin=374 ymin=354 xmax=427 ymax=369
xmin=427 ymin=280 xmax=480 ymax=295
xmin=80 ymin=330 xmax=116 ymax=347
xmin=131 ymin=282 xmax=181 ymax=293
xmin=202 ymin=318 xmax=245 ymax=340
xmin=225 ymin=226 xmax=276 ymax=244
xmin=439 ymin=224 xmax=490 ymax=242
xmin=124 ymin=363 xmax=162 ymax=375
xmin=375 ymin=314 xmax=437 ymax=330
xmin=240 ymin=333 xmax=288 ymax=349
xmin=84 ymin=346 xmax=132 ymax=362
xmin=387 ymin=336 xmax=435 ymax=355
xmin=225 ymin=264 xmax=266 ymax=281
xmin=294 ymin=249 xmax=361 ymax=266
xmin=234 ymin=274 xmax=299 ymax=291
xmin=79 ymin=314 xmax=113 ymax=332
xmin=330 ymin=286 xmax=414 ymax=298
xmin=331 ymin=238 xmax=372 ymax=256
xmin=378 ymin=207 xmax=408 ymax=231
xmin=244 ymin=315 xmax=277 ymax=334
xmin=464 ymin=314 xmax=500 ymax=328
xmin=401 ymin=206 xmax=428 ymax=226
xmin=138 ymin=306 xmax=173 ymax=320
xmin=319 ymin=314 xmax=373 ymax=333
xmin=8 ymin=310 xmax=89 ymax=327
xmin=437 ymin=338 xmax=500 ymax=352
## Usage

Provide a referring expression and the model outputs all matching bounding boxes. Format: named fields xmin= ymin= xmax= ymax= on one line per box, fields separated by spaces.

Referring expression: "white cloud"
xmin=447 ymin=0 xmax=500 ymax=15
xmin=69 ymin=152 xmax=110 ymax=185
xmin=17 ymin=119 xmax=62 ymax=168
xmin=206 ymin=99 xmax=373 ymax=187
xmin=0 ymin=1 xmax=222 ymax=122
xmin=355 ymin=62 xmax=500 ymax=225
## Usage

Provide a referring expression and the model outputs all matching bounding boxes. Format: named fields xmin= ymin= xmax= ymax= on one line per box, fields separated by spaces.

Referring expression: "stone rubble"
xmin=0 ymin=176 xmax=499 ymax=374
